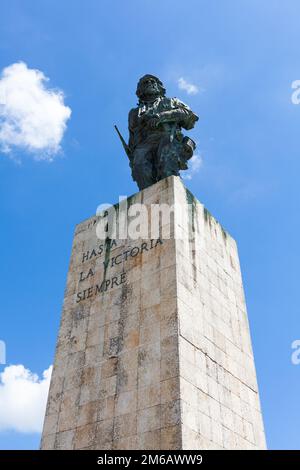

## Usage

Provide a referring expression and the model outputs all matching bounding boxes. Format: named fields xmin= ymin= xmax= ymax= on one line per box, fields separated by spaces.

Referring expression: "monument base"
xmin=41 ymin=176 xmax=266 ymax=450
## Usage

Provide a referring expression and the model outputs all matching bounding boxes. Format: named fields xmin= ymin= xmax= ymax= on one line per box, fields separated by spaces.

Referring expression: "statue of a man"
xmin=127 ymin=74 xmax=199 ymax=190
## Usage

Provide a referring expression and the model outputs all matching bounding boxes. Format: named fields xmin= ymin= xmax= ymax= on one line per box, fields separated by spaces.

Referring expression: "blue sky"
xmin=0 ymin=0 xmax=300 ymax=449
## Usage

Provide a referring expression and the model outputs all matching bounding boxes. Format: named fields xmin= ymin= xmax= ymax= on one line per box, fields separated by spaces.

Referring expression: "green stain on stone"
xmin=204 ymin=207 xmax=212 ymax=227
xmin=185 ymin=187 xmax=197 ymax=234
xmin=185 ymin=187 xmax=197 ymax=285
xmin=203 ymin=206 xmax=228 ymax=242
xmin=103 ymin=236 xmax=112 ymax=280
xmin=221 ymin=226 xmax=227 ymax=241
xmin=113 ymin=202 xmax=119 ymax=238
xmin=126 ymin=193 xmax=137 ymax=210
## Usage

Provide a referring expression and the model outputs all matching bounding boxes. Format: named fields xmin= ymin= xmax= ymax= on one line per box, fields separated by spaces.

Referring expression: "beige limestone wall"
xmin=40 ymin=176 xmax=266 ymax=450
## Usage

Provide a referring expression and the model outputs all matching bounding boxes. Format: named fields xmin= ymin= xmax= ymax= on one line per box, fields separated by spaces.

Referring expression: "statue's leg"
xmin=131 ymin=145 xmax=156 ymax=190
xmin=157 ymin=138 xmax=181 ymax=179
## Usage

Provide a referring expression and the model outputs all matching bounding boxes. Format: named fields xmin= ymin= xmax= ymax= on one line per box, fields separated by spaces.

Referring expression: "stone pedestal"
xmin=41 ymin=176 xmax=266 ymax=450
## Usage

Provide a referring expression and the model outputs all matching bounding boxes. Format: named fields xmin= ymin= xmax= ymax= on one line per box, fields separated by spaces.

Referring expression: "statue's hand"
xmin=148 ymin=116 xmax=160 ymax=129
xmin=141 ymin=112 xmax=161 ymax=129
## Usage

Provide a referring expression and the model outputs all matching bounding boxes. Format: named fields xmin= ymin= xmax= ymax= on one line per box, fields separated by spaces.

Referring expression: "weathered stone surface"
xmin=41 ymin=176 xmax=266 ymax=450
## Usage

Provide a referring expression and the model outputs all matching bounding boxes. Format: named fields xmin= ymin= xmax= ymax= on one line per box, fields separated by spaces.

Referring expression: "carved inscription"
xmin=75 ymin=238 xmax=163 ymax=302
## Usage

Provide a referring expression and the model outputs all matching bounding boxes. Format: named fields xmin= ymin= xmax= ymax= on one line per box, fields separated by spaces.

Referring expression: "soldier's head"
xmin=136 ymin=75 xmax=166 ymax=102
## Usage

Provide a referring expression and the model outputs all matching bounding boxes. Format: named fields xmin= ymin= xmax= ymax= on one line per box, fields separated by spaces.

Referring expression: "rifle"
xmin=114 ymin=125 xmax=132 ymax=162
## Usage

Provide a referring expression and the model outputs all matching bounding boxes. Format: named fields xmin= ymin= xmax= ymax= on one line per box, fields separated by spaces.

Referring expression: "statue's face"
xmin=142 ymin=77 xmax=160 ymax=95
xmin=138 ymin=76 xmax=162 ymax=100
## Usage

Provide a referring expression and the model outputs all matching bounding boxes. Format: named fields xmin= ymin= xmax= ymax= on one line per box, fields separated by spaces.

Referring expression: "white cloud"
xmin=182 ymin=154 xmax=203 ymax=180
xmin=178 ymin=77 xmax=199 ymax=95
xmin=0 ymin=62 xmax=71 ymax=160
xmin=0 ymin=364 xmax=52 ymax=433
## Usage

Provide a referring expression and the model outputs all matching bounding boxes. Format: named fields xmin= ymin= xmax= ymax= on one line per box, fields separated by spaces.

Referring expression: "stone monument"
xmin=40 ymin=76 xmax=266 ymax=450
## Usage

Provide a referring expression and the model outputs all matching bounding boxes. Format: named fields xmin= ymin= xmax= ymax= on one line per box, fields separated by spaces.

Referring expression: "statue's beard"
xmin=140 ymin=86 xmax=161 ymax=102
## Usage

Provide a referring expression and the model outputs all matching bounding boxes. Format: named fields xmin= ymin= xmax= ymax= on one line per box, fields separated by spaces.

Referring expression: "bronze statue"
xmin=116 ymin=74 xmax=199 ymax=190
